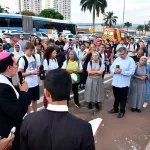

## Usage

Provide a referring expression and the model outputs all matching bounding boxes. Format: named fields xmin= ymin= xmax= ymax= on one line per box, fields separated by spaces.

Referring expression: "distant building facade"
xmin=15 ymin=0 xmax=42 ymax=14
xmin=43 ymin=0 xmax=71 ymax=20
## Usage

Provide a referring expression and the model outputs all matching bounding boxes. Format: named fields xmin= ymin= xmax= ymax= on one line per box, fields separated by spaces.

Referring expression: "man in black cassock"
xmin=20 ymin=69 xmax=95 ymax=150
xmin=0 ymin=52 xmax=28 ymax=150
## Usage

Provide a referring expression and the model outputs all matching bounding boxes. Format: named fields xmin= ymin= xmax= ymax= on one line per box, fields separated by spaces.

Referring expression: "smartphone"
xmin=116 ymin=65 xmax=120 ymax=69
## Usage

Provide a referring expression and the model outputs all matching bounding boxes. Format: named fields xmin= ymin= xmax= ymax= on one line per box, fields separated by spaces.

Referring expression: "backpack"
xmin=17 ymin=55 xmax=36 ymax=72
xmin=46 ymin=58 xmax=57 ymax=65
xmin=128 ymin=44 xmax=136 ymax=50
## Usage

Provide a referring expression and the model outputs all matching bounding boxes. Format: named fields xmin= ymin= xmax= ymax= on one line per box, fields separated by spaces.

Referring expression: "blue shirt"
xmin=110 ymin=55 xmax=136 ymax=88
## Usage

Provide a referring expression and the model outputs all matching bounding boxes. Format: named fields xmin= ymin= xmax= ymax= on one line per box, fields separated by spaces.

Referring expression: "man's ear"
xmin=44 ymin=88 xmax=52 ymax=103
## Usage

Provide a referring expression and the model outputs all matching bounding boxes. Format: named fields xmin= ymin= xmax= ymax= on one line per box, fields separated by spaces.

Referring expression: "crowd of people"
xmin=0 ymin=32 xmax=150 ymax=149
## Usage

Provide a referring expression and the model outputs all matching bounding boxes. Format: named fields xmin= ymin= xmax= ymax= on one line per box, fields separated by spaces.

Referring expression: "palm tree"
xmin=144 ymin=24 xmax=150 ymax=35
xmin=136 ymin=25 xmax=144 ymax=35
xmin=80 ymin=0 xmax=107 ymax=30
xmin=124 ymin=22 xmax=132 ymax=32
xmin=103 ymin=11 xmax=118 ymax=27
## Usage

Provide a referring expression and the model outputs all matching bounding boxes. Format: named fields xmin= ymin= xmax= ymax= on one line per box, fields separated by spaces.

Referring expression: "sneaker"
xmin=95 ymin=102 xmax=101 ymax=111
xmin=75 ymin=103 xmax=81 ymax=108
xmin=136 ymin=109 xmax=141 ymax=113
xmin=143 ymin=102 xmax=148 ymax=108
xmin=88 ymin=103 xmax=93 ymax=109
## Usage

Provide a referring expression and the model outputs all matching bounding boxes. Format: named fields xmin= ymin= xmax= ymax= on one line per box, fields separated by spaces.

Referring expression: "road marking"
xmin=36 ymin=78 xmax=113 ymax=111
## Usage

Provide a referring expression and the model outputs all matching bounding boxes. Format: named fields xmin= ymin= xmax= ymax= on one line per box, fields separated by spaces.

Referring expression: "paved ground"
xmin=69 ymin=84 xmax=150 ymax=150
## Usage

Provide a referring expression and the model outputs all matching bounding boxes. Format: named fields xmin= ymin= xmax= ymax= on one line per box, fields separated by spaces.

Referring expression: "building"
xmin=43 ymin=0 xmax=71 ymax=20
xmin=15 ymin=0 xmax=42 ymax=14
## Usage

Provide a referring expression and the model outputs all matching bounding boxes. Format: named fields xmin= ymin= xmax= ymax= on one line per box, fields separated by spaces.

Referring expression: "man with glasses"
xmin=108 ymin=47 xmax=135 ymax=118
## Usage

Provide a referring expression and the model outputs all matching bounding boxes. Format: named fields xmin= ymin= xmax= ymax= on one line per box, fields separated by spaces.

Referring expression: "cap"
xmin=0 ymin=52 xmax=11 ymax=61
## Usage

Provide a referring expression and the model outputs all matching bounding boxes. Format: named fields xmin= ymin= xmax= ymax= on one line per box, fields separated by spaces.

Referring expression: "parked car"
xmin=33 ymin=32 xmax=48 ymax=39
xmin=62 ymin=34 xmax=75 ymax=41
xmin=2 ymin=33 xmax=41 ymax=43
xmin=89 ymin=34 xmax=102 ymax=43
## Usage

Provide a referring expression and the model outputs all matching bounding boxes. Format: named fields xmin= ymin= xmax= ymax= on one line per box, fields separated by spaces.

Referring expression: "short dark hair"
xmin=0 ymin=54 xmax=14 ymax=73
xmin=130 ymin=38 xmax=134 ymax=41
xmin=58 ymin=33 xmax=62 ymax=37
xmin=20 ymin=33 xmax=24 ymax=36
xmin=44 ymin=69 xmax=72 ymax=101
xmin=118 ymin=47 xmax=127 ymax=52
xmin=24 ymin=42 xmax=35 ymax=49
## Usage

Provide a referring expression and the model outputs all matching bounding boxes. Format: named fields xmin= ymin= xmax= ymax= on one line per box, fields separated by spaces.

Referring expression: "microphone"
xmin=18 ymin=71 xmax=23 ymax=85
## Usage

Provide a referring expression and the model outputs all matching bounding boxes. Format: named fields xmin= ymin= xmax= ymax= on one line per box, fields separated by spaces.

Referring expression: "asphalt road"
xmin=69 ymin=81 xmax=150 ymax=150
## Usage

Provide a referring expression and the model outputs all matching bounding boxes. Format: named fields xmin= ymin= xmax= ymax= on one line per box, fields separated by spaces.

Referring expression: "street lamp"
xmin=19 ymin=0 xmax=21 ymax=14
xmin=123 ymin=0 xmax=125 ymax=26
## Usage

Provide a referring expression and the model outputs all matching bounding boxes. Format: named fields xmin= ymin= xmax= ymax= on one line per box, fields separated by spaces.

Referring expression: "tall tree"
xmin=0 ymin=5 xmax=4 ymax=13
xmin=144 ymin=24 xmax=150 ymax=35
xmin=38 ymin=9 xmax=64 ymax=20
xmin=136 ymin=25 xmax=144 ymax=35
xmin=21 ymin=10 xmax=36 ymax=16
xmin=103 ymin=11 xmax=118 ymax=27
xmin=124 ymin=22 xmax=132 ymax=32
xmin=80 ymin=0 xmax=107 ymax=30
xmin=0 ymin=5 xmax=8 ymax=13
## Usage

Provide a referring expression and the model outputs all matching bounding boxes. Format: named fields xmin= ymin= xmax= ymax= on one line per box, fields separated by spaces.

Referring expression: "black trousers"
xmin=68 ymin=83 xmax=79 ymax=104
xmin=113 ymin=86 xmax=129 ymax=113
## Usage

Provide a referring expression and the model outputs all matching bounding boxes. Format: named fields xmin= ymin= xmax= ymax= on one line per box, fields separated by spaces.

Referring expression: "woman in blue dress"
xmin=144 ymin=60 xmax=150 ymax=107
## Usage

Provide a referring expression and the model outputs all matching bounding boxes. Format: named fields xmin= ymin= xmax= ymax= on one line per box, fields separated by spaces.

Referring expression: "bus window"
xmin=0 ymin=18 xmax=7 ymax=26
xmin=9 ymin=18 xmax=22 ymax=27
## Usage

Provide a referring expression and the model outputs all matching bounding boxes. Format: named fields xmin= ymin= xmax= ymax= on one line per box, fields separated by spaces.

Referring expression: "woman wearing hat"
xmin=128 ymin=56 xmax=148 ymax=112
xmin=144 ymin=59 xmax=150 ymax=107
xmin=84 ymin=51 xmax=105 ymax=110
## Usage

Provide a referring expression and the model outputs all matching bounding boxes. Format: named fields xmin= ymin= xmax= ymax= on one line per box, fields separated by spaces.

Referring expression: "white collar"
xmin=0 ymin=74 xmax=19 ymax=99
xmin=47 ymin=104 xmax=69 ymax=112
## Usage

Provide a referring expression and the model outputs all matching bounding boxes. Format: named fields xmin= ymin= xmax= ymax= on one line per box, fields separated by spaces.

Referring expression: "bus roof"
xmin=0 ymin=13 xmax=74 ymax=24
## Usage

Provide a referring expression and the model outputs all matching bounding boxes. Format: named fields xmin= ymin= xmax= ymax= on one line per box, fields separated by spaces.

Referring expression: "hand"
xmin=0 ymin=134 xmax=15 ymax=150
xmin=18 ymin=81 xmax=28 ymax=92
xmin=136 ymin=62 xmax=139 ymax=65
xmin=97 ymin=71 xmax=103 ymax=75
xmin=115 ymin=69 xmax=122 ymax=74
xmin=31 ymin=70 xmax=39 ymax=75
xmin=141 ymin=76 xmax=146 ymax=80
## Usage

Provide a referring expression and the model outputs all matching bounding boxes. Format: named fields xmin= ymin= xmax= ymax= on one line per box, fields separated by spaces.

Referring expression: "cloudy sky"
xmin=0 ymin=0 xmax=150 ymax=24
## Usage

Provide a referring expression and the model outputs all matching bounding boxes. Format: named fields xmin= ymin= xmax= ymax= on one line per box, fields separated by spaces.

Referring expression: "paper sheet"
xmin=89 ymin=118 xmax=103 ymax=136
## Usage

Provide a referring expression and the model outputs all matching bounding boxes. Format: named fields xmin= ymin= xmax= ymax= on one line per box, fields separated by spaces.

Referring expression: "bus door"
xmin=22 ymin=16 xmax=33 ymax=33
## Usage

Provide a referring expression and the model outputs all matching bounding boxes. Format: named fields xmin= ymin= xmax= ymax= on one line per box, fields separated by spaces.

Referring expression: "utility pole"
xmin=19 ymin=0 xmax=21 ymax=14
xmin=123 ymin=0 xmax=125 ymax=27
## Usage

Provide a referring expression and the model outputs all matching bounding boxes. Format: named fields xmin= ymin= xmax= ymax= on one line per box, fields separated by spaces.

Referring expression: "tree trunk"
xmin=93 ymin=4 xmax=95 ymax=31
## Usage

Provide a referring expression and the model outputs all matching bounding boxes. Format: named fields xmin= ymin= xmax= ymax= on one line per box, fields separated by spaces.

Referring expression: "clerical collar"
xmin=0 ymin=74 xmax=12 ymax=83
xmin=47 ymin=104 xmax=69 ymax=112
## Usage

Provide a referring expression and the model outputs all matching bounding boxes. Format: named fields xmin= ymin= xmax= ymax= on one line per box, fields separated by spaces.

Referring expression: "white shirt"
xmin=43 ymin=59 xmax=59 ymax=71
xmin=101 ymin=53 xmax=105 ymax=62
xmin=47 ymin=104 xmax=68 ymax=112
xmin=35 ymin=53 xmax=41 ymax=67
xmin=18 ymin=55 xmax=38 ymax=88
xmin=127 ymin=44 xmax=137 ymax=57
xmin=110 ymin=55 xmax=136 ymax=88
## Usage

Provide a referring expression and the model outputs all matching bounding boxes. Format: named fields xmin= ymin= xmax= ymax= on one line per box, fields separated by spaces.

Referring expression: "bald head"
xmin=137 ymin=49 xmax=144 ymax=58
